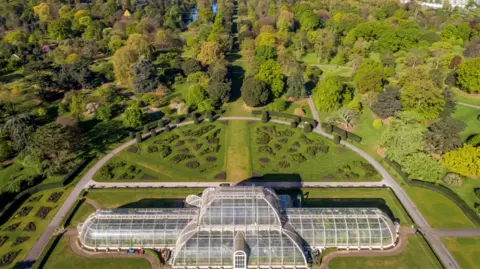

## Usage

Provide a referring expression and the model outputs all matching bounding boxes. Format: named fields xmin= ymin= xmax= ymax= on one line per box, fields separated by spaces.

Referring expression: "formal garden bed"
xmin=17 ymin=206 xmax=33 ymax=217
xmin=249 ymin=123 xmax=381 ymax=182
xmin=35 ymin=206 xmax=52 ymax=219
xmin=0 ymin=250 xmax=21 ymax=267
xmin=94 ymin=123 xmax=228 ymax=182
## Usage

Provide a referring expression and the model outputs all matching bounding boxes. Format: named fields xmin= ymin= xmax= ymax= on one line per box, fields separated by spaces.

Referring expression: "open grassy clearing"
xmin=0 ymin=187 xmax=72 ymax=268
xmin=249 ymin=122 xmax=381 ymax=182
xmin=302 ymin=188 xmax=413 ymax=226
xmin=441 ymin=237 xmax=480 ymax=269
xmin=226 ymin=120 xmax=251 ymax=182
xmin=94 ymin=122 xmax=227 ymax=182
xmin=329 ymin=235 xmax=442 ymax=269
xmin=65 ymin=202 xmax=96 ymax=229
xmin=40 ymin=236 xmax=150 ymax=269
xmin=452 ymin=105 xmax=480 ymax=141
xmin=453 ymin=88 xmax=480 ymax=107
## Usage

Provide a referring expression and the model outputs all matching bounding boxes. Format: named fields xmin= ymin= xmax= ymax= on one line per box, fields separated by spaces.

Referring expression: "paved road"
xmin=306 ymin=97 xmax=462 ymax=269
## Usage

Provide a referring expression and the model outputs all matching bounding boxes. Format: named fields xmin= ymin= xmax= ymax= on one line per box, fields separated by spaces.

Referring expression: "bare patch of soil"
xmin=214 ymin=172 xmax=227 ymax=180
xmin=140 ymin=174 xmax=156 ymax=180
xmin=128 ymin=146 xmax=138 ymax=153
xmin=322 ymin=174 xmax=336 ymax=180
xmin=259 ymin=157 xmax=270 ymax=163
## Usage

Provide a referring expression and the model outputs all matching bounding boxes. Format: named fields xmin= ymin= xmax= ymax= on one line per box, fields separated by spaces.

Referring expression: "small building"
xmin=78 ymin=186 xmax=399 ymax=268
xmin=123 ymin=9 xmax=131 ymax=17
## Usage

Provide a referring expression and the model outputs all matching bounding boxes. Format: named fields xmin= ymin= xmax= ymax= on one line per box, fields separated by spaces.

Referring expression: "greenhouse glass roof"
xmin=78 ymin=187 xmax=398 ymax=268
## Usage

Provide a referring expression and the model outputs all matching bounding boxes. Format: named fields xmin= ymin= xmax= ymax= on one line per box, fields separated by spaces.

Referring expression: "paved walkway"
xmin=457 ymin=102 xmax=480 ymax=109
xmin=306 ymin=97 xmax=462 ymax=269
xmin=318 ymin=227 xmax=414 ymax=269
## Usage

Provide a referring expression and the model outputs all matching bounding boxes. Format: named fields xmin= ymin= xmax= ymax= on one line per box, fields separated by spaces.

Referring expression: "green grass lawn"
xmin=329 ymin=235 xmax=442 ymax=269
xmin=226 ymin=120 xmax=251 ymax=182
xmin=349 ymin=108 xmax=382 ymax=157
xmin=449 ymin=178 xmax=480 ymax=219
xmin=441 ymin=237 xmax=480 ymax=269
xmin=452 ymin=105 xmax=480 ymax=141
xmin=40 ymin=236 xmax=150 ymax=269
xmin=404 ymin=185 xmax=475 ymax=229
xmin=278 ymin=98 xmax=312 ymax=118
xmin=453 ymin=88 xmax=480 ymax=107
xmin=94 ymin=123 xmax=227 ymax=182
xmin=249 ymin=122 xmax=381 ymax=182
xmin=65 ymin=201 xmax=96 ymax=229
xmin=302 ymin=188 xmax=413 ymax=226
xmin=0 ymin=187 xmax=72 ymax=268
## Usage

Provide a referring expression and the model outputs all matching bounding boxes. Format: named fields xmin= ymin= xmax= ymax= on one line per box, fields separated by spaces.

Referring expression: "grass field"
xmin=453 ymin=88 xmax=480 ymax=107
xmin=302 ymin=188 xmax=413 ymax=226
xmin=329 ymin=235 xmax=442 ymax=269
xmin=65 ymin=202 xmax=96 ymax=229
xmin=249 ymin=123 xmax=381 ymax=182
xmin=40 ymin=237 xmax=150 ymax=269
xmin=441 ymin=237 xmax=480 ymax=269
xmin=93 ymin=123 xmax=227 ymax=182
xmin=226 ymin=120 xmax=251 ymax=182
xmin=452 ymin=105 xmax=480 ymax=141
xmin=0 ymin=187 xmax=72 ymax=269
xmin=85 ymin=188 xmax=204 ymax=208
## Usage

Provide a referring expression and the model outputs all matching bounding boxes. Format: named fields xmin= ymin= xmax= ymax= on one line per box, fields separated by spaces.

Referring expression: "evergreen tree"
xmin=132 ymin=59 xmax=159 ymax=93
xmin=286 ymin=71 xmax=306 ymax=100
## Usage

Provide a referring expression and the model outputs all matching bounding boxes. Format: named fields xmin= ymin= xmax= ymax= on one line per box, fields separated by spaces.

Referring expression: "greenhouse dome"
xmin=78 ymin=186 xmax=399 ymax=268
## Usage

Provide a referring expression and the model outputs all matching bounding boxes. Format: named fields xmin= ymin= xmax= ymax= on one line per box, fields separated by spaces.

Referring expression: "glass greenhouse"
xmin=78 ymin=187 xmax=399 ymax=268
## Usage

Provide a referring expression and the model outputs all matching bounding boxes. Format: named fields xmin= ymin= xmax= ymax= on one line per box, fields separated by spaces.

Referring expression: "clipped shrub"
xmin=290 ymin=121 xmax=298 ymax=128
xmin=442 ymin=173 xmax=464 ymax=187
xmin=259 ymin=146 xmax=275 ymax=156
xmin=256 ymin=132 xmax=271 ymax=145
xmin=273 ymin=144 xmax=282 ymax=151
xmin=175 ymin=116 xmax=182 ymax=123
xmin=290 ymin=153 xmax=307 ymax=163
xmin=325 ymin=124 xmax=333 ymax=134
xmin=170 ymin=154 xmax=195 ymax=164
xmin=185 ymin=160 xmax=200 ymax=169
xmin=206 ymin=156 xmax=217 ymax=162
xmin=206 ymin=111 xmax=214 ymax=122
xmin=129 ymin=132 xmax=134 ymax=140
xmin=372 ymin=119 xmax=383 ymax=129
xmin=334 ymin=135 xmax=341 ymax=144
xmin=150 ymin=129 xmax=156 ymax=137
xmin=158 ymin=120 xmax=164 ymax=128
xmin=467 ymin=134 xmax=480 ymax=146
xmin=278 ymin=138 xmax=288 ymax=144
xmin=194 ymin=117 xmax=200 ymax=125
xmin=164 ymin=125 xmax=170 ymax=132
xmin=136 ymin=132 xmax=142 ymax=143
xmin=339 ymin=129 xmax=347 ymax=140
xmin=287 ymin=148 xmax=298 ymax=153
xmin=304 ymin=123 xmax=313 ymax=133
xmin=158 ymin=145 xmax=172 ymax=158
xmin=261 ymin=111 xmax=269 ymax=123
xmin=147 ymin=145 xmax=158 ymax=153
xmin=292 ymin=141 xmax=300 ymax=148
xmin=278 ymin=161 xmax=291 ymax=168
xmin=144 ymin=125 xmax=149 ymax=133
xmin=347 ymin=132 xmax=362 ymax=143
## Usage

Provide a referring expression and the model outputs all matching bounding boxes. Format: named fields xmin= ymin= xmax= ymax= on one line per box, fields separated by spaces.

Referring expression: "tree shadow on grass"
xmin=81 ymin=119 xmax=129 ymax=155
xmin=228 ymin=65 xmax=245 ymax=103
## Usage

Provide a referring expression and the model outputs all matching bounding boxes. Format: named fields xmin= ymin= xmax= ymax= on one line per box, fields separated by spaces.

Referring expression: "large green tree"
xmin=312 ymin=76 xmax=343 ymax=112
xmin=255 ymin=60 xmax=284 ymax=98
xmin=353 ymin=59 xmax=384 ymax=93
xmin=286 ymin=70 xmax=306 ymax=100
xmin=241 ymin=77 xmax=269 ymax=107
xmin=132 ymin=59 xmax=159 ymax=93
xmin=123 ymin=102 xmax=145 ymax=128
xmin=456 ymin=58 xmax=480 ymax=93
xmin=443 ymin=145 xmax=480 ymax=177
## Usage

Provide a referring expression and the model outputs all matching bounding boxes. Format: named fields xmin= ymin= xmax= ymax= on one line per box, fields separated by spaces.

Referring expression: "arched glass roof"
xmin=77 ymin=187 xmax=398 ymax=268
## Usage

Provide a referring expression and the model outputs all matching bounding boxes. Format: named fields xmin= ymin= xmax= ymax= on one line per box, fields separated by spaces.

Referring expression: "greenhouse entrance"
xmin=77 ymin=186 xmax=399 ymax=268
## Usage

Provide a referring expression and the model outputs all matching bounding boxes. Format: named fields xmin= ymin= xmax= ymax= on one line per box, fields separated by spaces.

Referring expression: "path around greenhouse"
xmin=24 ymin=114 xmax=468 ymax=269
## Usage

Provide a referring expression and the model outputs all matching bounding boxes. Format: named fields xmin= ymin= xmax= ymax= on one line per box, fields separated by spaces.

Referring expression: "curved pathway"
xmin=68 ymin=232 xmax=159 ymax=269
xmin=457 ymin=102 xmax=480 ymax=109
xmin=319 ymin=227 xmax=414 ymax=269
xmin=25 ymin=114 xmax=464 ymax=269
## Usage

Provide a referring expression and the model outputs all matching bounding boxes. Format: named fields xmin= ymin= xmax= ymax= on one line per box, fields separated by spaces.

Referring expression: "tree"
xmin=449 ymin=56 xmax=462 ymax=69
xmin=443 ymin=145 xmax=480 ymax=177
xmin=371 ymin=86 xmax=402 ymax=119
xmin=465 ymin=39 xmax=480 ymax=58
xmin=208 ymin=81 xmax=231 ymax=105
xmin=399 ymin=152 xmax=444 ymax=182
xmin=286 ymin=71 xmax=306 ymax=100
xmin=48 ymin=19 xmax=72 ymax=40
xmin=185 ymin=85 xmax=207 ymax=106
xmin=381 ymin=119 xmax=425 ymax=162
xmin=423 ymin=117 xmax=465 ymax=154
xmin=127 ymin=34 xmax=151 ymax=57
xmin=182 ymin=58 xmax=202 ymax=75
xmin=456 ymin=58 xmax=480 ymax=93
xmin=353 ymin=59 xmax=384 ymax=93
xmin=326 ymin=107 xmax=359 ymax=129
xmin=132 ymin=59 xmax=158 ymax=93
xmin=113 ymin=46 xmax=139 ymax=87
xmin=276 ymin=9 xmax=294 ymax=31
xmin=123 ymin=102 xmax=145 ymax=128
xmin=255 ymin=45 xmax=276 ymax=65
xmin=241 ymin=77 xmax=269 ymax=107
xmin=69 ymin=93 xmax=83 ymax=120
xmin=255 ymin=60 xmax=284 ymax=98
xmin=198 ymin=41 xmax=223 ymax=65
xmin=2 ymin=113 xmax=34 ymax=151
xmin=96 ymin=105 xmax=112 ymax=121
xmin=0 ymin=137 xmax=12 ymax=162
xmin=400 ymin=79 xmax=445 ymax=119
xmin=312 ymin=76 xmax=343 ymax=112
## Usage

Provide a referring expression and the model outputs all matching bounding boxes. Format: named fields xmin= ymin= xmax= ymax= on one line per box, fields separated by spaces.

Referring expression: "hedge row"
xmin=252 ymin=110 xmax=317 ymax=127
xmin=321 ymin=123 xmax=362 ymax=143
xmin=138 ymin=109 xmax=225 ymax=133
xmin=0 ymin=157 xmax=91 ymax=224
xmin=384 ymin=159 xmax=480 ymax=227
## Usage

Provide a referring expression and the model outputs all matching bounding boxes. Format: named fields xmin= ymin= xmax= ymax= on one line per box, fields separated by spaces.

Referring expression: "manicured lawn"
xmin=453 ymin=88 xmax=480 ymax=107
xmin=450 ymin=179 xmax=480 ymax=218
xmin=349 ymin=108 xmax=382 ymax=157
xmin=302 ymin=188 xmax=413 ymax=226
xmin=329 ymin=235 xmax=442 ymax=269
xmin=226 ymin=120 xmax=251 ymax=182
xmin=40 ymin=236 xmax=150 ymax=269
xmin=250 ymin=122 xmax=381 ymax=182
xmin=0 ymin=187 xmax=72 ymax=268
xmin=441 ymin=237 xmax=480 ymax=269
xmin=85 ymin=188 xmax=203 ymax=208
xmin=280 ymin=98 xmax=312 ymax=118
xmin=452 ymin=105 xmax=480 ymax=141
xmin=93 ymin=123 xmax=227 ymax=182
xmin=65 ymin=202 xmax=96 ymax=229
xmin=404 ymin=186 xmax=475 ymax=229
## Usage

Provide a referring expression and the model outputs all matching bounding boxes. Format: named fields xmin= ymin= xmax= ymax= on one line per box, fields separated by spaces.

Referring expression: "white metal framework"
xmin=78 ymin=187 xmax=398 ymax=268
